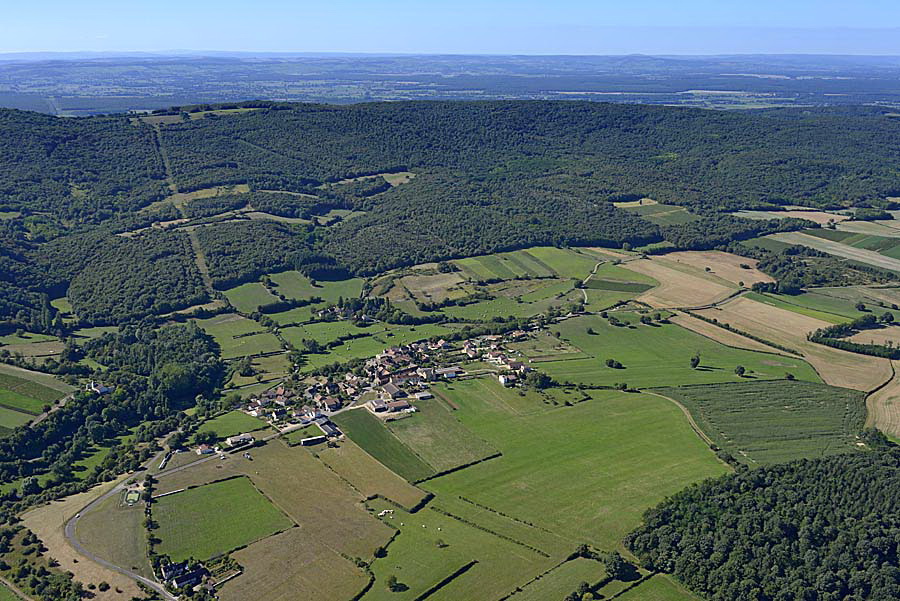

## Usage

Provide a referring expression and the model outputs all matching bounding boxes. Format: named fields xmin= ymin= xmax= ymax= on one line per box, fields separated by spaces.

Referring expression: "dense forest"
xmin=626 ymin=446 xmax=900 ymax=601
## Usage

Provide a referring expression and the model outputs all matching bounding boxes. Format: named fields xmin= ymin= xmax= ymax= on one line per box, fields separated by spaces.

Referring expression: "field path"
xmin=866 ymin=360 xmax=900 ymax=439
xmin=580 ymin=261 xmax=603 ymax=303
xmin=769 ymin=232 xmax=900 ymax=273
xmin=188 ymin=229 xmax=215 ymax=295
xmin=0 ymin=575 xmax=33 ymax=600
xmin=152 ymin=124 xmax=179 ymax=195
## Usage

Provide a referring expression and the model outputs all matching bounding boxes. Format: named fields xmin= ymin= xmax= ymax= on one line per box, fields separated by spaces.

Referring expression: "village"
xmin=233 ymin=330 xmax=535 ymax=446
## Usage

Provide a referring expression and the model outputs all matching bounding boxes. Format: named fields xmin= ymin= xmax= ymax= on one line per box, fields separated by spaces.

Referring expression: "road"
xmin=64 ymin=447 xmax=178 ymax=601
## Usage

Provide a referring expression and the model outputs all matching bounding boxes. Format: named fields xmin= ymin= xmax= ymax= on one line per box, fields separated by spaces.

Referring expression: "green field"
xmin=154 ymin=476 xmax=293 ymax=562
xmin=224 ymin=282 xmax=279 ymax=313
xmin=620 ymin=202 xmax=700 ymax=226
xmin=0 ymin=331 xmax=57 ymax=345
xmin=453 ymin=247 xmax=599 ymax=282
xmin=268 ymin=304 xmax=319 ymax=325
xmin=332 ymin=410 xmax=434 ymax=482
xmin=508 ymin=558 xmax=607 ymax=601
xmin=0 ymin=584 xmax=19 ymax=601
xmin=0 ymin=406 xmax=32 ymax=431
xmin=805 ymin=228 xmax=900 ymax=258
xmin=386 ymin=399 xmax=498 ymax=473
xmin=193 ymin=313 xmax=282 ymax=359
xmin=283 ymin=424 xmax=323 ymax=445
xmin=197 ymin=410 xmax=269 ymax=440
xmin=424 ymin=381 xmax=728 ymax=550
xmin=269 ymin=271 xmax=364 ymax=303
xmin=654 ymin=381 xmax=867 ymax=464
xmin=0 ymin=372 xmax=67 ymax=404
xmin=616 ymin=575 xmax=700 ymax=601
xmin=442 ymin=280 xmax=581 ymax=321
xmin=539 ymin=314 xmax=820 ymax=388
xmin=76 ymin=491 xmax=152 ymax=579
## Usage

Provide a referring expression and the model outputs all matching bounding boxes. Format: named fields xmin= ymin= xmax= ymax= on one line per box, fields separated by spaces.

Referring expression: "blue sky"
xmin=3 ymin=0 xmax=900 ymax=54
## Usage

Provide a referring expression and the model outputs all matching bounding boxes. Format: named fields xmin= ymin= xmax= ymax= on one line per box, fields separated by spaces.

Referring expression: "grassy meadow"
xmin=196 ymin=410 xmax=269 ymax=440
xmin=540 ymin=314 xmax=820 ymax=388
xmin=154 ymin=476 xmax=293 ymax=561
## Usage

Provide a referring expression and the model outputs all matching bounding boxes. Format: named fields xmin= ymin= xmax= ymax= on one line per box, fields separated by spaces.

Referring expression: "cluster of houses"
xmin=462 ymin=333 xmax=533 ymax=387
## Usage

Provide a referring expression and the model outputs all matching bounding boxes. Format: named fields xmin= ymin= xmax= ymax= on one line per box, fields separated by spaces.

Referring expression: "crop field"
xmin=453 ymin=247 xmax=598 ymax=282
xmin=623 ymin=257 xmax=736 ymax=308
xmin=848 ymin=326 xmax=900 ymax=346
xmin=269 ymin=271 xmax=364 ymax=303
xmin=386 ymin=399 xmax=498 ymax=473
xmin=0 ymin=372 xmax=62 ymax=411
xmin=769 ymin=231 xmax=900 ymax=273
xmin=733 ymin=209 xmax=848 ymax=225
xmin=315 ymin=440 xmax=428 ymax=509
xmin=196 ymin=410 xmax=269 ymax=440
xmin=332 ymin=410 xmax=434 ymax=482
xmin=539 ymin=314 xmax=819 ymax=388
xmin=154 ymin=476 xmax=293 ymax=561
xmin=804 ymin=286 xmax=900 ymax=316
xmin=835 ymin=219 xmax=900 ymax=237
xmin=223 ymin=282 xmax=279 ymax=313
xmin=507 ymin=558 xmax=607 ymax=601
xmin=193 ymin=313 xmax=282 ymax=359
xmin=621 ymin=202 xmax=700 ymax=225
xmin=662 ymin=251 xmax=774 ymax=287
xmin=694 ymin=296 xmax=893 ymax=391
xmin=804 ymin=228 xmax=900 ymax=259
xmin=616 ymin=575 xmax=701 ymax=601
xmin=865 ymin=359 xmax=900 ymax=439
xmin=669 ymin=312 xmax=791 ymax=355
xmin=744 ymin=292 xmax=852 ymax=324
xmin=654 ymin=380 xmax=866 ymax=464
xmin=423 ymin=385 xmax=728 ymax=551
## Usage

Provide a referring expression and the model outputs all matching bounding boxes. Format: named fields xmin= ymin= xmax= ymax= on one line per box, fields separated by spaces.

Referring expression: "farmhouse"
xmin=160 ymin=560 xmax=188 ymax=581
xmin=435 ymin=366 xmax=464 ymax=379
xmin=315 ymin=418 xmax=341 ymax=438
xmin=413 ymin=391 xmax=433 ymax=400
xmin=86 ymin=380 xmax=111 ymax=395
xmin=382 ymin=382 xmax=404 ymax=399
xmin=499 ymin=374 xmax=517 ymax=387
xmin=196 ymin=444 xmax=215 ymax=455
xmin=171 ymin=566 xmax=209 ymax=590
xmin=369 ymin=398 xmax=388 ymax=412
xmin=386 ymin=399 xmax=412 ymax=412
xmin=226 ymin=433 xmax=254 ymax=447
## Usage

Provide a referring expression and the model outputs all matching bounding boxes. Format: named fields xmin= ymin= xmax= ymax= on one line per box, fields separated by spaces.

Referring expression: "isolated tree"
xmin=734 ymin=365 xmax=746 ymax=377
xmin=881 ymin=311 xmax=894 ymax=324
xmin=690 ymin=354 xmax=701 ymax=369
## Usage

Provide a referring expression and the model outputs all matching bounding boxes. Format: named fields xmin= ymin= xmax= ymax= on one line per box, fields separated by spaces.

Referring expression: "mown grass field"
xmin=197 ymin=410 xmax=269 ymax=440
xmin=442 ymin=280 xmax=581 ymax=321
xmin=362 ymin=498 xmax=558 ymax=601
xmin=616 ymin=575 xmax=701 ymax=601
xmin=333 ymin=410 xmax=434 ymax=481
xmin=76 ymin=491 xmax=152 ymax=579
xmin=154 ymin=476 xmax=293 ymax=562
xmin=654 ymin=380 xmax=866 ymax=464
xmin=540 ymin=314 xmax=820 ymax=388
xmin=620 ymin=202 xmax=700 ymax=225
xmin=508 ymin=558 xmax=607 ymax=601
xmin=423 ymin=381 xmax=728 ymax=550
xmin=386 ymin=399 xmax=498 ymax=473
xmin=744 ymin=292 xmax=857 ymax=324
xmin=193 ymin=313 xmax=282 ymax=359
xmin=452 ymin=247 xmax=598 ymax=282
xmin=269 ymin=271 xmax=364 ymax=303
xmin=223 ymin=282 xmax=279 ymax=313
xmin=0 ymin=584 xmax=18 ymax=601
xmin=316 ymin=440 xmax=428 ymax=509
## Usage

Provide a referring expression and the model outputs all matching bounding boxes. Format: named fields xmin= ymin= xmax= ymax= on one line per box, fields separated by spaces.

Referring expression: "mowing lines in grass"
xmin=154 ymin=476 xmax=293 ymax=562
xmin=653 ymin=380 xmax=866 ymax=464
xmin=332 ymin=410 xmax=434 ymax=482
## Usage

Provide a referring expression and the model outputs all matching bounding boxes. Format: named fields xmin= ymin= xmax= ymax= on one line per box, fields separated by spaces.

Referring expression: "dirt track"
xmin=866 ymin=360 xmax=900 ymax=439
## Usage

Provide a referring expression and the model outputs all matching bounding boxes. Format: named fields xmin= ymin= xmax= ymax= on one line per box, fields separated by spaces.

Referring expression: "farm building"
xmin=382 ymin=382 xmax=404 ymax=398
xmin=413 ymin=391 xmax=433 ymax=400
xmin=386 ymin=399 xmax=412 ymax=412
xmin=369 ymin=398 xmax=388 ymax=412
xmin=499 ymin=374 xmax=517 ymax=387
xmin=226 ymin=433 xmax=254 ymax=447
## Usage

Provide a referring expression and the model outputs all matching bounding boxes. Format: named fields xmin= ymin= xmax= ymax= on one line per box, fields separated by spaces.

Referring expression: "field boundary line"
xmin=642 ymin=391 xmax=717 ymax=449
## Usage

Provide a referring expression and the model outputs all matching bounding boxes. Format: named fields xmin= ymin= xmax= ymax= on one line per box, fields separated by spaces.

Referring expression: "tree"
xmin=690 ymin=354 xmax=701 ymax=369
xmin=193 ymin=430 xmax=218 ymax=446
xmin=734 ymin=365 xmax=746 ymax=377
xmin=856 ymin=302 xmax=867 ymax=312
xmin=603 ymin=551 xmax=630 ymax=580
xmin=881 ymin=311 xmax=895 ymax=324
xmin=167 ymin=431 xmax=186 ymax=450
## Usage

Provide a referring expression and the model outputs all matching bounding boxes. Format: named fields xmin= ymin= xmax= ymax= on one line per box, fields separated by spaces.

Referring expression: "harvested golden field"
xmin=848 ymin=326 xmax=900 ymax=347
xmin=21 ymin=481 xmax=143 ymax=600
xmin=625 ymin=257 xmax=736 ymax=308
xmin=866 ymin=361 xmax=900 ymax=439
xmin=778 ymin=210 xmax=850 ymax=224
xmin=662 ymin=251 xmax=774 ymax=287
xmin=669 ymin=311 xmax=792 ymax=355
xmin=399 ymin=271 xmax=471 ymax=303
xmin=695 ymin=296 xmax=891 ymax=391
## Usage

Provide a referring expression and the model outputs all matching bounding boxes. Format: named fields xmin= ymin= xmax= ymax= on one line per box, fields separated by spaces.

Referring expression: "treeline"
xmin=194 ymin=220 xmax=348 ymax=289
xmin=626 ymin=446 xmax=900 ymax=601
xmin=658 ymin=215 xmax=812 ymax=251
xmin=809 ymin=312 xmax=900 ymax=359
xmin=0 ymin=323 xmax=224 ymax=509
xmin=0 ymin=109 xmax=167 ymax=220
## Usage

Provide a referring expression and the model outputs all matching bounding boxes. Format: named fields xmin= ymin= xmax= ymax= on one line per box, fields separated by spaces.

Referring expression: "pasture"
xmin=508 ymin=558 xmax=607 ymax=601
xmin=228 ymin=352 xmax=291 ymax=387
xmin=196 ymin=410 xmax=269 ymax=440
xmin=654 ymin=380 xmax=867 ymax=464
xmin=331 ymin=410 xmax=434 ymax=482
xmin=269 ymin=271 xmax=364 ymax=303
xmin=386 ymin=399 xmax=498 ymax=473
xmin=223 ymin=282 xmax=279 ymax=313
xmin=315 ymin=440 xmax=428 ymax=509
xmin=661 ymin=251 xmax=774 ymax=287
xmin=76 ymin=491 xmax=152 ymax=579
xmin=452 ymin=247 xmax=599 ymax=282
xmin=193 ymin=313 xmax=282 ymax=359
xmin=442 ymin=279 xmax=581 ymax=321
xmin=154 ymin=476 xmax=293 ymax=562
xmin=616 ymin=575 xmax=700 ymax=601
xmin=540 ymin=314 xmax=820 ymax=388
xmin=423 ymin=385 xmax=728 ymax=550
xmin=621 ymin=202 xmax=700 ymax=225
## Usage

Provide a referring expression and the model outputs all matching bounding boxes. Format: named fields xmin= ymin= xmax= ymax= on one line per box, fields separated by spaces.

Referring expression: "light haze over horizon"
xmin=4 ymin=0 xmax=900 ymax=55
